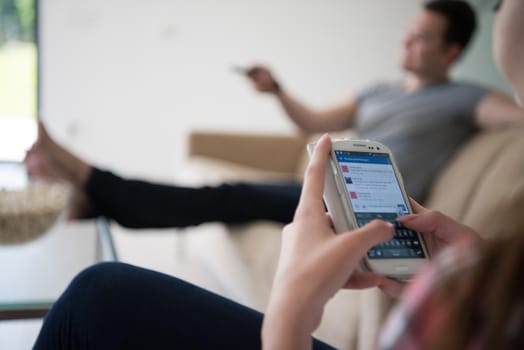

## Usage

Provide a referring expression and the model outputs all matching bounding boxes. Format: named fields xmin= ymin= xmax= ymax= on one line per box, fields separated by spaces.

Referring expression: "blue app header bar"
xmin=335 ymin=151 xmax=392 ymax=165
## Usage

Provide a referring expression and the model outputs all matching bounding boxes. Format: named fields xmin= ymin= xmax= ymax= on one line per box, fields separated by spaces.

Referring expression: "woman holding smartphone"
xmin=34 ymin=0 xmax=524 ymax=348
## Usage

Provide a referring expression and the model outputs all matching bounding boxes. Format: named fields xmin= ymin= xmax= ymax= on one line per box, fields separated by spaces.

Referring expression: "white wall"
xmin=39 ymin=0 xmax=504 ymax=181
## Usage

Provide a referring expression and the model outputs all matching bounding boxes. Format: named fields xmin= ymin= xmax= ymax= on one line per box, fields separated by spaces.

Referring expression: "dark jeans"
xmin=33 ymin=262 xmax=336 ymax=350
xmin=85 ymin=168 xmax=302 ymax=228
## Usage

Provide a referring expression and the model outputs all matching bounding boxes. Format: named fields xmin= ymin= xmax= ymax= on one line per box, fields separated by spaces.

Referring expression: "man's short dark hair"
xmin=424 ymin=0 xmax=477 ymax=50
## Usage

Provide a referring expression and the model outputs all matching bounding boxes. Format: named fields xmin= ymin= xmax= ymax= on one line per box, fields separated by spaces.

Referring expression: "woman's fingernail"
xmin=397 ymin=214 xmax=417 ymax=222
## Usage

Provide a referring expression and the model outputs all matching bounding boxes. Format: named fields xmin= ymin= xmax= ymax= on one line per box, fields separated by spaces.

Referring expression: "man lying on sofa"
xmin=26 ymin=0 xmax=524 ymax=229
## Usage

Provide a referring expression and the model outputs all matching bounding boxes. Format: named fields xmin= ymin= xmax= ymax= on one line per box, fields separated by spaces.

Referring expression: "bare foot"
xmin=25 ymin=142 xmax=70 ymax=183
xmin=35 ymin=121 xmax=91 ymax=187
xmin=24 ymin=121 xmax=94 ymax=219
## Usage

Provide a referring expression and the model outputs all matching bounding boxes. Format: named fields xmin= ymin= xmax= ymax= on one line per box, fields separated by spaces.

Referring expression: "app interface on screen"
xmin=335 ymin=150 xmax=426 ymax=259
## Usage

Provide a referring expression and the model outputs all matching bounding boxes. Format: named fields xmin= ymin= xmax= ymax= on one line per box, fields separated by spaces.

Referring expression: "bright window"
xmin=0 ymin=0 xmax=38 ymax=161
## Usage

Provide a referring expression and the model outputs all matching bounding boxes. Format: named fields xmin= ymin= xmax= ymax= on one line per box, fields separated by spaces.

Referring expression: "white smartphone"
xmin=307 ymin=138 xmax=429 ymax=280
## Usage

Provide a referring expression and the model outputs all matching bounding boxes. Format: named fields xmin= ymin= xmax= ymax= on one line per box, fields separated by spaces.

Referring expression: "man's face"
xmin=400 ymin=10 xmax=455 ymax=76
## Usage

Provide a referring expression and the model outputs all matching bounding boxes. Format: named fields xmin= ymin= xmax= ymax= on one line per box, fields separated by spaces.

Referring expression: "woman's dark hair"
xmin=493 ymin=0 xmax=503 ymax=12
xmin=424 ymin=0 xmax=477 ymax=50
xmin=429 ymin=234 xmax=524 ymax=349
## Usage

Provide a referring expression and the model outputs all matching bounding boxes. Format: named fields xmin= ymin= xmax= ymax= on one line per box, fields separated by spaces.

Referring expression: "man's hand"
xmin=245 ymin=65 xmax=281 ymax=94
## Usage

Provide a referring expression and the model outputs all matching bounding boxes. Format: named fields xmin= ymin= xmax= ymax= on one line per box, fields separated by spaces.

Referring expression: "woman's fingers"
xmin=344 ymin=271 xmax=383 ymax=289
xmin=338 ymin=220 xmax=394 ymax=266
xmin=378 ymin=277 xmax=406 ymax=298
xmin=409 ymin=197 xmax=427 ymax=214
xmin=294 ymin=134 xmax=331 ymax=219
xmin=397 ymin=209 xmax=480 ymax=247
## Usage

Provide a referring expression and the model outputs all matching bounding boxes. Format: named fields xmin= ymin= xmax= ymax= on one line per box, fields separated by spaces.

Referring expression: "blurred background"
xmin=0 ymin=0 xmax=510 ymax=182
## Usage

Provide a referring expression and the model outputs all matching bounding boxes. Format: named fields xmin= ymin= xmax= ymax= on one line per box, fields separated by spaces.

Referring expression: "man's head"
xmin=401 ymin=0 xmax=477 ymax=78
xmin=425 ymin=0 xmax=477 ymax=51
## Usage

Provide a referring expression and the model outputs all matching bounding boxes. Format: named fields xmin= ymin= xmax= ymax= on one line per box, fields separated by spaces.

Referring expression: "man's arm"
xmin=275 ymin=90 xmax=359 ymax=133
xmin=474 ymin=91 xmax=524 ymax=129
xmin=245 ymin=65 xmax=359 ymax=133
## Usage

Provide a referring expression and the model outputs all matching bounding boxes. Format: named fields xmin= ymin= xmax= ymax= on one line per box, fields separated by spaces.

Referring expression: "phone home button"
xmin=393 ymin=265 xmax=409 ymax=273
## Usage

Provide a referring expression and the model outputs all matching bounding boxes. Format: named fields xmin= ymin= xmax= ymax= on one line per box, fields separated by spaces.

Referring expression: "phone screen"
xmin=334 ymin=150 xmax=426 ymax=260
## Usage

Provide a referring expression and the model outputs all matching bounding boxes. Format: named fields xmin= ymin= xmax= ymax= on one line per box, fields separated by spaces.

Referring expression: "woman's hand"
xmin=377 ymin=199 xmax=481 ymax=298
xmin=262 ymin=134 xmax=394 ymax=349
xmin=401 ymin=199 xmax=480 ymax=255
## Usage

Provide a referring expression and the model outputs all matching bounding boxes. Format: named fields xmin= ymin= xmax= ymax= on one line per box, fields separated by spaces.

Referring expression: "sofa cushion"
xmin=425 ymin=127 xmax=524 ymax=239
xmin=176 ymin=156 xmax=300 ymax=186
xmin=188 ymin=131 xmax=308 ymax=174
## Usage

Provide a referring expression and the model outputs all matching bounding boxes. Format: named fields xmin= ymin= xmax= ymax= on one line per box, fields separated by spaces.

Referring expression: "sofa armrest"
xmin=188 ymin=131 xmax=309 ymax=175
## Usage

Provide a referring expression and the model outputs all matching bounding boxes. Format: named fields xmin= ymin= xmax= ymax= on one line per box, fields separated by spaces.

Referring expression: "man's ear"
xmin=445 ymin=43 xmax=463 ymax=64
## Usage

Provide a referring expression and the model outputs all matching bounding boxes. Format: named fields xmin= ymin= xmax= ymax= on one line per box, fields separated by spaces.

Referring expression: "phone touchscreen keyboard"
xmin=361 ymin=220 xmax=425 ymax=259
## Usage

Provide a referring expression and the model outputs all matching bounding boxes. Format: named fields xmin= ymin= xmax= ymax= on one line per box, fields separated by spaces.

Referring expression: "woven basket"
xmin=0 ymin=182 xmax=70 ymax=245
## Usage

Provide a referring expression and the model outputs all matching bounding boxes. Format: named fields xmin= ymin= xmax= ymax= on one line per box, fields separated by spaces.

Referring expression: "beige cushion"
xmin=176 ymin=156 xmax=299 ymax=186
xmin=188 ymin=131 xmax=308 ymax=174
xmin=425 ymin=127 xmax=524 ymax=239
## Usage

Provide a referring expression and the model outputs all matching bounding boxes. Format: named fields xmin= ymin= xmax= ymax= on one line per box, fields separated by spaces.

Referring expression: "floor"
xmin=0 ymin=220 xmax=104 ymax=349
xmin=0 ymin=320 xmax=42 ymax=349
xmin=0 ymin=221 xmax=245 ymax=349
